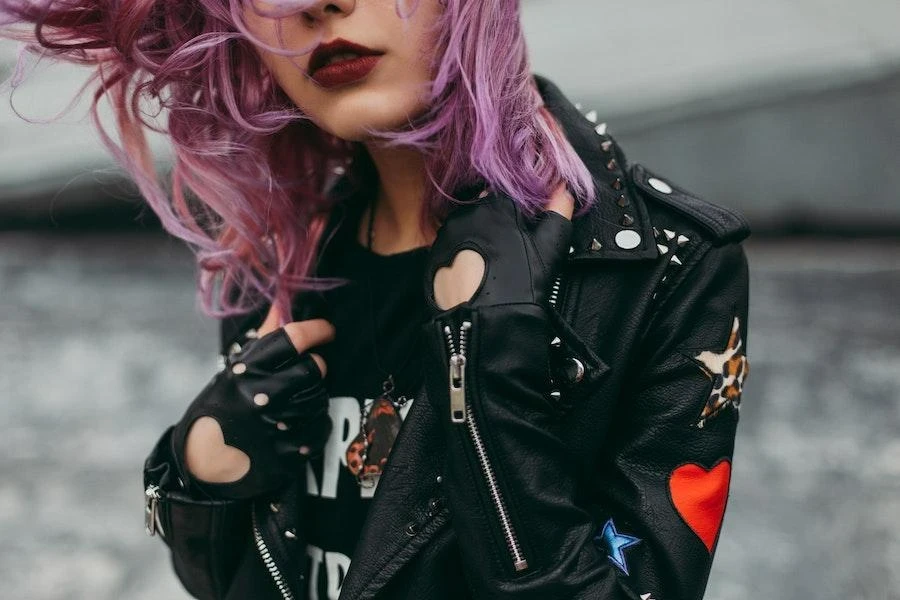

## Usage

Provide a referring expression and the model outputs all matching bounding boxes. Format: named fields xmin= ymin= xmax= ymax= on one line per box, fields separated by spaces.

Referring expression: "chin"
xmin=315 ymin=86 xmax=431 ymax=141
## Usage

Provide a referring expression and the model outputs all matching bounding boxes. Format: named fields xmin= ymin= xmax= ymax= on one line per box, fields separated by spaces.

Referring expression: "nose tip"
xmin=301 ymin=0 xmax=356 ymax=23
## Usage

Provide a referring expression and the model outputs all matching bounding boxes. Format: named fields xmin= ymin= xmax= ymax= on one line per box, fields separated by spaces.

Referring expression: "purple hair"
xmin=0 ymin=0 xmax=596 ymax=324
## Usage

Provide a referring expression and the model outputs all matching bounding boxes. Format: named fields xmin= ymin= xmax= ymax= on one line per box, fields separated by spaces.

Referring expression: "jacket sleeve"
xmin=587 ymin=240 xmax=750 ymax=599
xmin=144 ymin=422 xmax=252 ymax=600
xmin=424 ymin=240 xmax=750 ymax=600
xmin=142 ymin=313 xmax=268 ymax=600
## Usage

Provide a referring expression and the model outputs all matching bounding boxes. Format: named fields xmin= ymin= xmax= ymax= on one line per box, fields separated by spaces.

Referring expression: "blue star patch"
xmin=593 ymin=518 xmax=642 ymax=575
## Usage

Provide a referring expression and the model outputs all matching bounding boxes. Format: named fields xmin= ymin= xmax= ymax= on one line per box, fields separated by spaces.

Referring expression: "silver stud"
xmin=600 ymin=140 xmax=613 ymax=152
xmin=478 ymin=189 xmax=489 ymax=199
xmin=269 ymin=502 xmax=281 ymax=513
xmin=245 ymin=328 xmax=259 ymax=339
xmin=648 ymin=177 xmax=673 ymax=195
xmin=620 ymin=214 xmax=635 ymax=227
xmin=590 ymin=238 xmax=603 ymax=251
xmin=332 ymin=165 xmax=346 ymax=176
xmin=549 ymin=390 xmax=562 ymax=403
xmin=253 ymin=393 xmax=270 ymax=407
xmin=661 ymin=275 xmax=668 ymax=282
xmin=231 ymin=362 xmax=247 ymax=375
xmin=585 ymin=110 xmax=598 ymax=123
xmin=574 ymin=102 xmax=583 ymax=110
xmin=676 ymin=234 xmax=690 ymax=246
xmin=276 ymin=421 xmax=289 ymax=431
xmin=670 ymin=255 xmax=683 ymax=266
xmin=657 ymin=244 xmax=669 ymax=255
xmin=405 ymin=522 xmax=418 ymax=536
xmin=550 ymin=336 xmax=562 ymax=349
xmin=594 ymin=122 xmax=608 ymax=135
xmin=298 ymin=445 xmax=310 ymax=455
xmin=652 ymin=292 xmax=658 ymax=300
xmin=436 ymin=474 xmax=443 ymax=483
xmin=284 ymin=529 xmax=297 ymax=540
xmin=614 ymin=230 xmax=642 ymax=250
xmin=606 ymin=159 xmax=618 ymax=172
xmin=616 ymin=195 xmax=629 ymax=208
xmin=663 ymin=229 xmax=676 ymax=241
xmin=568 ymin=245 xmax=575 ymax=255
xmin=216 ymin=354 xmax=226 ymax=371
xmin=228 ymin=341 xmax=242 ymax=355
xmin=567 ymin=357 xmax=585 ymax=383
xmin=653 ymin=227 xmax=660 ymax=238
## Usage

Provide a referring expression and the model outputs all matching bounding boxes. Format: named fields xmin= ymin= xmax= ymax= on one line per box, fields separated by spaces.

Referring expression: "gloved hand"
xmin=171 ymin=313 xmax=335 ymax=501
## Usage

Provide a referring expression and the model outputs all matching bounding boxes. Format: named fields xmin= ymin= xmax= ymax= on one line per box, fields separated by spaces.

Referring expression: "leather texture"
xmin=170 ymin=318 xmax=333 ymax=501
xmin=143 ymin=72 xmax=752 ymax=600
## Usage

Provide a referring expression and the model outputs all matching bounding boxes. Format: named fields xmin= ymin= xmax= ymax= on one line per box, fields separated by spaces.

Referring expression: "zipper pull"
xmin=144 ymin=484 xmax=161 ymax=537
xmin=449 ymin=353 xmax=467 ymax=423
xmin=444 ymin=320 xmax=472 ymax=424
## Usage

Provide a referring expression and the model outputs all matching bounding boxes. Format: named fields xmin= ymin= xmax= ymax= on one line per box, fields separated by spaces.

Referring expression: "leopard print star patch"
xmin=690 ymin=315 xmax=749 ymax=428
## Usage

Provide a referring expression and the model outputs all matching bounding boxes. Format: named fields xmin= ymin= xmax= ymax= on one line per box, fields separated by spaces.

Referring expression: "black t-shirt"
xmin=224 ymin=189 xmax=431 ymax=600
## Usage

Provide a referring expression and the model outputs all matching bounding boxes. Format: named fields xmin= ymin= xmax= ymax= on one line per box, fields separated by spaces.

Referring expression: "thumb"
xmin=257 ymin=302 xmax=282 ymax=339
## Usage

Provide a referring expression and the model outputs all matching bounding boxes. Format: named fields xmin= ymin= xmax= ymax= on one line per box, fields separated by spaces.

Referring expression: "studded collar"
xmin=533 ymin=73 xmax=659 ymax=262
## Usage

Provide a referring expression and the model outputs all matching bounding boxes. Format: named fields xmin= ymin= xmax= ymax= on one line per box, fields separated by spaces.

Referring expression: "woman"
xmin=2 ymin=1 xmax=751 ymax=599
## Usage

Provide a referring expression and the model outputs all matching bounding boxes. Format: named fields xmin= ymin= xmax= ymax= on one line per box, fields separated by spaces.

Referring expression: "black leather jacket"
xmin=143 ymin=73 xmax=751 ymax=600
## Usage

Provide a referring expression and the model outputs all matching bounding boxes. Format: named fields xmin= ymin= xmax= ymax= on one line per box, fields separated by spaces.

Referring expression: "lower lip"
xmin=310 ymin=55 xmax=382 ymax=89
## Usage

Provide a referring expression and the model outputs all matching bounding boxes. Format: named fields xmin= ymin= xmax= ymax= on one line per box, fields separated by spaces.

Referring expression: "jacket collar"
xmin=533 ymin=73 xmax=659 ymax=262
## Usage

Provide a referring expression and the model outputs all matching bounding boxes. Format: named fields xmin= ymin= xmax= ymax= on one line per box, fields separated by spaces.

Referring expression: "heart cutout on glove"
xmin=667 ymin=459 xmax=731 ymax=552
xmin=432 ymin=248 xmax=486 ymax=310
xmin=186 ymin=416 xmax=251 ymax=483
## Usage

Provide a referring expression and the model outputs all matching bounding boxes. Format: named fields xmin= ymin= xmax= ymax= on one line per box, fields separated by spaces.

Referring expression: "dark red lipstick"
xmin=308 ymin=37 xmax=384 ymax=89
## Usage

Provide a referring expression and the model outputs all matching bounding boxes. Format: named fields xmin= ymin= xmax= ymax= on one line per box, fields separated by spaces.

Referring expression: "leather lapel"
xmin=337 ymin=383 xmax=450 ymax=600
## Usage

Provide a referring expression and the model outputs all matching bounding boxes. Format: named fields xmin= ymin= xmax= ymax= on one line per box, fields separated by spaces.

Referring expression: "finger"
xmin=308 ymin=352 xmax=327 ymax=378
xmin=282 ymin=318 xmax=336 ymax=354
xmin=545 ymin=181 xmax=575 ymax=221
xmin=257 ymin=302 xmax=282 ymax=338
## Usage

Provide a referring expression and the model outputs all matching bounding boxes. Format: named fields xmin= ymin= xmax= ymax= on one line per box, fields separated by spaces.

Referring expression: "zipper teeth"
xmin=464 ymin=397 xmax=529 ymax=571
xmin=444 ymin=318 xmax=529 ymax=573
xmin=251 ymin=507 xmax=296 ymax=600
xmin=548 ymin=272 xmax=563 ymax=308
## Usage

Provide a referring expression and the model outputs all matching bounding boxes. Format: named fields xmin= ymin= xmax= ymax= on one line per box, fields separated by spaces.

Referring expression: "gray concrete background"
xmin=1 ymin=232 xmax=898 ymax=599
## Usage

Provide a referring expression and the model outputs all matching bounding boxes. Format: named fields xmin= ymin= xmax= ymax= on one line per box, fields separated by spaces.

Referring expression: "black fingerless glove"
xmin=171 ymin=328 xmax=333 ymax=501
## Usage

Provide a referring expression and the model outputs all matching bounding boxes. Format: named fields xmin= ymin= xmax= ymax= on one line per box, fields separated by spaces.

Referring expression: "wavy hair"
xmin=0 ymin=0 xmax=596 ymax=323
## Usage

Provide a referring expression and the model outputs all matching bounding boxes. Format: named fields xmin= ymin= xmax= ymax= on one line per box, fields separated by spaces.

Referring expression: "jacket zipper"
xmin=252 ymin=506 xmax=296 ymax=600
xmin=548 ymin=272 xmax=564 ymax=309
xmin=144 ymin=483 xmax=161 ymax=537
xmin=442 ymin=319 xmax=529 ymax=573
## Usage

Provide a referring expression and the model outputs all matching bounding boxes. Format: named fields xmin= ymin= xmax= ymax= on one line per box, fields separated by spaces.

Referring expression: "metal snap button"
xmin=405 ymin=522 xmax=418 ymax=536
xmin=566 ymin=357 xmax=586 ymax=384
xmin=615 ymin=230 xmax=642 ymax=250
xmin=648 ymin=177 xmax=673 ymax=194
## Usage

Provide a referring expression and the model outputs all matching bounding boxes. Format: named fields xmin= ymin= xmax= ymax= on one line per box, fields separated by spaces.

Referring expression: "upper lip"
xmin=308 ymin=38 xmax=383 ymax=74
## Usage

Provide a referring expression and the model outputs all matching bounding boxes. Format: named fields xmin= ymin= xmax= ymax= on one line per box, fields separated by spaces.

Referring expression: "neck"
xmin=359 ymin=141 xmax=437 ymax=255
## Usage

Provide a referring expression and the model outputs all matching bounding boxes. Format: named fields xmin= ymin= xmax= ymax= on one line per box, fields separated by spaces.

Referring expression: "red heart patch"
xmin=667 ymin=459 xmax=731 ymax=552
